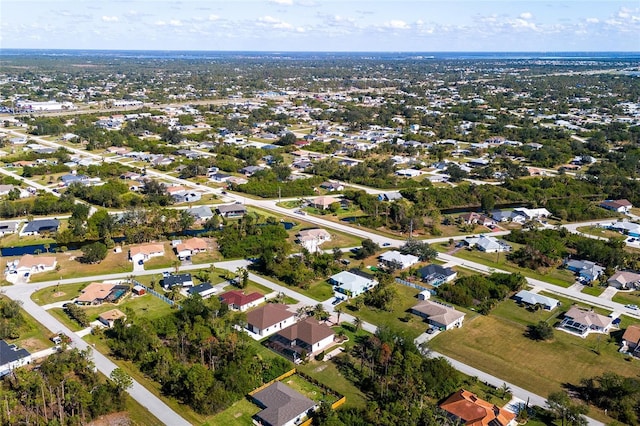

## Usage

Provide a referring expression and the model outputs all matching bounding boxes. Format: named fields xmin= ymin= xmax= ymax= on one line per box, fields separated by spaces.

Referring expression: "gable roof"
xmin=514 ymin=290 xmax=559 ymax=308
xmin=217 ymin=203 xmax=247 ymax=214
xmin=219 ymin=290 xmax=263 ymax=307
xmin=329 ymin=270 xmax=377 ymax=292
xmin=188 ymin=282 xmax=215 ymax=296
xmin=176 ymin=237 xmax=208 ymax=252
xmin=418 ymin=264 xmax=456 ymax=279
xmin=129 ymin=243 xmax=164 ymax=257
xmin=23 ymin=219 xmax=60 ymax=233
xmin=608 ymin=271 xmax=640 ymax=287
xmin=76 ymin=282 xmax=115 ymax=303
xmin=412 ymin=300 xmax=465 ymax=326
xmin=99 ymin=309 xmax=126 ymax=323
xmin=187 ymin=206 xmax=213 ymax=219
xmin=440 ymin=389 xmax=516 ymax=426
xmin=622 ymin=325 xmax=640 ymax=348
xmin=564 ymin=306 xmax=613 ymax=329
xmin=0 ymin=340 xmax=30 ymax=367
xmin=379 ymin=250 xmax=420 ymax=267
xmin=162 ymin=273 xmax=193 ymax=288
xmin=277 ymin=317 xmax=335 ymax=346
xmin=247 ymin=304 xmax=294 ymax=330
xmin=253 ymin=381 xmax=316 ymax=426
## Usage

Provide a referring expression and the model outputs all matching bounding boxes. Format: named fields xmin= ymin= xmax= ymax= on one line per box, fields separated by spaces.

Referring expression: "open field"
xmin=448 ymin=244 xmax=576 ymax=287
xmin=576 ymin=225 xmax=623 ymax=239
xmin=32 ymin=282 xmax=89 ymax=305
xmin=205 ymin=398 xmax=260 ymax=426
xmin=612 ymin=290 xmax=640 ymax=307
xmin=0 ymin=233 xmax=57 ymax=248
xmin=429 ymin=301 xmax=639 ymax=400
xmin=28 ymin=250 xmax=133 ymax=283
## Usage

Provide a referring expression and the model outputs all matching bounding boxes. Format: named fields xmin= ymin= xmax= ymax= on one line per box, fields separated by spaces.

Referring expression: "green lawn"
xmin=581 ymin=285 xmax=606 ymax=297
xmin=283 ymin=374 xmax=339 ymax=403
xmin=451 ymin=246 xmax=575 ymax=287
xmin=205 ymin=398 xmax=261 ymax=426
xmin=0 ymin=233 xmax=57 ymax=248
xmin=49 ymin=307 xmax=83 ymax=332
xmin=32 ymin=282 xmax=89 ymax=305
xmin=125 ymin=396 xmax=166 ymax=426
xmin=6 ymin=298 xmax=57 ymax=352
xmin=612 ymin=290 xmax=640 ymax=307
xmin=297 ymin=359 xmax=367 ymax=410
xmin=29 ymin=251 xmax=133 ymax=283
xmin=82 ymin=293 xmax=175 ymax=323
xmin=429 ymin=299 xmax=638 ymax=400
xmin=491 ymin=297 xmax=563 ymax=327
xmin=346 ymin=284 xmax=431 ymax=340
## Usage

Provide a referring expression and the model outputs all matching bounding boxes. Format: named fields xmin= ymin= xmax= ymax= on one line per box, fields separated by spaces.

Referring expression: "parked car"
xmin=624 ymin=304 xmax=639 ymax=311
xmin=382 ymin=242 xmax=391 ymax=247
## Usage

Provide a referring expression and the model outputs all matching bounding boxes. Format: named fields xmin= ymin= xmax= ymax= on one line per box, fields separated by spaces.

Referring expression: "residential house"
xmin=411 ymin=300 xmax=465 ymax=330
xmin=564 ymin=259 xmax=604 ymax=283
xmin=129 ymin=243 xmax=165 ymax=265
xmin=246 ymin=304 xmax=296 ymax=338
xmin=459 ymin=212 xmax=496 ymax=227
xmin=621 ymin=325 xmax=640 ymax=356
xmin=219 ymin=290 xmax=265 ymax=311
xmin=227 ymin=176 xmax=248 ymax=185
xmin=251 ymin=381 xmax=316 ymax=426
xmin=309 ymin=196 xmax=339 ymax=210
xmin=187 ymin=283 xmax=217 ymax=299
xmin=75 ymin=282 xmax=116 ymax=305
xmin=162 ymin=273 xmax=194 ymax=289
xmin=174 ymin=238 xmax=208 ymax=259
xmin=607 ymin=271 xmax=640 ymax=290
xmin=559 ymin=306 xmax=616 ymax=337
xmin=319 ymin=182 xmax=344 ymax=192
xmin=21 ymin=219 xmax=60 ymax=236
xmin=239 ymin=165 xmax=265 ymax=176
xmin=395 ymin=168 xmax=422 ymax=178
xmin=378 ymin=250 xmax=420 ymax=270
xmin=464 ymin=235 xmax=511 ymax=253
xmin=514 ymin=290 xmax=559 ymax=311
xmin=607 ymin=221 xmax=640 ymax=238
xmin=60 ymin=174 xmax=89 ymax=186
xmin=0 ymin=221 xmax=20 ymax=236
xmin=166 ymin=186 xmax=202 ymax=203
xmin=439 ymin=390 xmax=517 ymax=426
xmin=187 ymin=205 xmax=214 ymax=221
xmin=209 ymin=172 xmax=232 ymax=182
xmin=0 ymin=340 xmax=32 ymax=377
xmin=600 ymin=199 xmax=633 ymax=214
xmin=0 ymin=185 xmax=30 ymax=199
xmin=378 ymin=192 xmax=403 ymax=202
xmin=269 ymin=317 xmax=335 ymax=361
xmin=418 ymin=264 xmax=457 ymax=287
xmin=98 ymin=309 xmax=126 ymax=328
xmin=216 ymin=203 xmax=247 ymax=218
xmin=512 ymin=207 xmax=551 ymax=221
xmin=329 ymin=270 xmax=378 ymax=299
xmin=5 ymin=254 xmax=57 ymax=281
xmin=296 ymin=228 xmax=331 ymax=253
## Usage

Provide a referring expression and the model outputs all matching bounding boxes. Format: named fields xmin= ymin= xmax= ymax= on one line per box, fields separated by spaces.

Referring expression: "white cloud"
xmin=102 ymin=16 xmax=119 ymax=22
xmin=384 ymin=20 xmax=410 ymax=30
xmin=269 ymin=0 xmax=294 ymax=4
xmin=155 ymin=20 xmax=166 ymax=26
xmin=208 ymin=14 xmax=219 ymax=21
xmin=586 ymin=18 xmax=599 ymax=24
xmin=257 ymin=16 xmax=294 ymax=30
xmin=519 ymin=12 xmax=533 ymax=20
xmin=169 ymin=19 xmax=183 ymax=27
xmin=512 ymin=18 xmax=537 ymax=31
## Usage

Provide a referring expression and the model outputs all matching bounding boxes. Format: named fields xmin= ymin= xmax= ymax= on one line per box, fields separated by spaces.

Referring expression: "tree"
xmin=353 ymin=316 xmax=363 ymax=332
xmin=526 ymin=321 xmax=554 ymax=341
xmin=547 ymin=391 xmax=588 ymax=426
xmin=276 ymin=132 xmax=297 ymax=146
xmin=80 ymin=242 xmax=108 ymax=264
xmin=109 ymin=368 xmax=133 ymax=394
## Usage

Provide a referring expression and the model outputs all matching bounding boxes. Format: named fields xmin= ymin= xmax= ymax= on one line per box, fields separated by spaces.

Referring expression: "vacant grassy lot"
xmin=29 ymin=250 xmax=133 ymax=283
xmin=284 ymin=374 xmax=339 ymax=403
xmin=0 ymin=233 xmax=57 ymax=248
xmin=581 ymin=285 xmax=606 ymax=297
xmin=206 ymin=398 xmax=261 ymax=426
xmin=612 ymin=290 xmax=640 ymax=307
xmin=576 ymin=226 xmax=622 ymax=239
xmin=4 ymin=297 xmax=55 ymax=351
xmin=451 ymin=245 xmax=576 ymax=287
xmin=429 ymin=303 xmax=638 ymax=398
xmin=32 ymin=282 xmax=89 ymax=305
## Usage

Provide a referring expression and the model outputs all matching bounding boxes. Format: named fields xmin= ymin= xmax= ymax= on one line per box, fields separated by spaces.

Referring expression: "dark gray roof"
xmin=23 ymin=219 xmax=60 ymax=233
xmin=418 ymin=264 xmax=455 ymax=278
xmin=0 ymin=340 xmax=30 ymax=372
xmin=162 ymin=273 xmax=193 ymax=288
xmin=253 ymin=381 xmax=315 ymax=426
xmin=217 ymin=204 xmax=247 ymax=214
xmin=188 ymin=282 xmax=214 ymax=295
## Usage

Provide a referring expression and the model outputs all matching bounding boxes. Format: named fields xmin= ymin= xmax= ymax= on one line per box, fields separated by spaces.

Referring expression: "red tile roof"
xmin=440 ymin=390 xmax=516 ymax=426
xmin=219 ymin=290 xmax=263 ymax=308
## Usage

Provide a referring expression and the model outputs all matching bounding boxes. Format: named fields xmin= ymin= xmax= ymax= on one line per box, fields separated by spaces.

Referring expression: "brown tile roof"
xmin=17 ymin=254 xmax=56 ymax=269
xmin=277 ymin=317 xmax=335 ymax=346
xmin=622 ymin=325 xmax=640 ymax=346
xmin=412 ymin=300 xmax=465 ymax=326
xmin=176 ymin=238 xmax=207 ymax=252
xmin=440 ymin=389 xmax=516 ymax=426
xmin=247 ymin=304 xmax=294 ymax=330
xmin=565 ymin=306 xmax=613 ymax=329
xmin=99 ymin=309 xmax=126 ymax=322
xmin=76 ymin=282 xmax=115 ymax=303
xmin=129 ymin=243 xmax=165 ymax=257
xmin=220 ymin=290 xmax=263 ymax=308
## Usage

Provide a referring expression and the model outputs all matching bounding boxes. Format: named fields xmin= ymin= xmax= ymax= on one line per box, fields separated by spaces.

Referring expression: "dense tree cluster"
xmin=0 ymin=298 xmax=24 ymax=340
xmin=233 ymin=171 xmax=323 ymax=198
xmin=0 ymin=349 xmax=129 ymax=425
xmin=105 ymin=295 xmax=293 ymax=414
xmin=578 ymin=372 xmax=640 ymax=425
xmin=438 ymin=273 xmax=526 ymax=314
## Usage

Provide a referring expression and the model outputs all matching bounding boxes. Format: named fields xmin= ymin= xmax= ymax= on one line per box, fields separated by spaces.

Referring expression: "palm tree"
xmin=172 ymin=259 xmax=181 ymax=274
xmin=335 ymin=305 xmax=343 ymax=324
xmin=499 ymin=382 xmax=512 ymax=399
xmin=352 ymin=316 xmax=362 ymax=332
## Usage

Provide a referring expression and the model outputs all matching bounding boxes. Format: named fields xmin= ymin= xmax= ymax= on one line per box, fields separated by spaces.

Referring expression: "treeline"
xmin=0 ymin=298 xmax=24 ymax=340
xmin=0 ymin=349 xmax=128 ymax=425
xmin=505 ymin=228 xmax=635 ymax=271
xmin=578 ymin=372 xmax=640 ymax=425
xmin=260 ymin=250 xmax=341 ymax=288
xmin=328 ymin=327 xmax=464 ymax=425
xmin=438 ymin=273 xmax=527 ymax=314
xmin=310 ymin=158 xmax=426 ymax=189
xmin=234 ymin=172 xmax=324 ymax=198
xmin=0 ymin=193 xmax=75 ymax=218
xmin=105 ymin=295 xmax=293 ymax=414
xmin=217 ymin=216 xmax=290 ymax=259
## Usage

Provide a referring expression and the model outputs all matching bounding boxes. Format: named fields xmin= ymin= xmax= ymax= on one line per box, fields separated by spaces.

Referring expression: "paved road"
xmin=4 ymin=284 xmax=190 ymax=426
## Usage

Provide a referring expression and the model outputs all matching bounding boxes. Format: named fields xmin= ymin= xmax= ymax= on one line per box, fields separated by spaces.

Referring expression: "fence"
xmin=133 ymin=280 xmax=180 ymax=309
xmin=395 ymin=278 xmax=431 ymax=293
xmin=248 ymin=368 xmax=297 ymax=396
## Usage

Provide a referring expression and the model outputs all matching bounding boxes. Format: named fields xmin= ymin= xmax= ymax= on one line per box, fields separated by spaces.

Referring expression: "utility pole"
xmin=278 ymin=186 xmax=281 ymax=203
xmin=409 ymin=218 xmax=413 ymax=239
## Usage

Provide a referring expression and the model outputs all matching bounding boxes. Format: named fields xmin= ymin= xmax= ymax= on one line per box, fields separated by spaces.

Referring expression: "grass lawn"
xmin=576 ymin=226 xmax=623 ymax=239
xmin=32 ymin=282 xmax=89 ymax=305
xmin=581 ymin=285 xmax=606 ymax=297
xmin=82 ymin=293 xmax=175 ymax=323
xmin=491 ymin=298 xmax=563 ymax=327
xmin=29 ymin=250 xmax=133 ymax=283
xmin=612 ymin=290 xmax=640 ymax=307
xmin=283 ymin=374 xmax=339 ymax=403
xmin=451 ymin=246 xmax=575 ymax=288
xmin=345 ymin=284 xmax=430 ymax=340
xmin=0 ymin=233 xmax=56 ymax=248
xmin=142 ymin=243 xmax=179 ymax=270
xmin=205 ymin=398 xmax=260 ymax=426
xmin=297 ymin=359 xmax=367 ymax=409
xmin=302 ymin=278 xmax=335 ymax=301
xmin=429 ymin=304 xmax=639 ymax=399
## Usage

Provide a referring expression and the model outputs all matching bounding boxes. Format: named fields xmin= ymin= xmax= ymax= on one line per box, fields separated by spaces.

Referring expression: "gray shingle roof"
xmin=253 ymin=382 xmax=315 ymax=426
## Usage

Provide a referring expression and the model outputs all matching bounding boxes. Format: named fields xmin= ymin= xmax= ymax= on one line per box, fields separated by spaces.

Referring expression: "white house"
xmin=411 ymin=300 xmax=465 ymax=330
xmin=464 ymin=235 xmax=511 ymax=253
xmin=0 ymin=340 xmax=32 ymax=377
xmin=329 ymin=270 xmax=378 ymax=299
xmin=600 ymin=199 xmax=633 ymax=214
xmin=246 ymin=304 xmax=296 ymax=338
xmin=514 ymin=290 xmax=559 ymax=311
xmin=379 ymin=250 xmax=420 ymax=270
xmin=296 ymin=228 xmax=331 ymax=253
xmin=513 ymin=207 xmax=551 ymax=221
xmin=5 ymin=254 xmax=57 ymax=282
xmin=129 ymin=243 xmax=165 ymax=265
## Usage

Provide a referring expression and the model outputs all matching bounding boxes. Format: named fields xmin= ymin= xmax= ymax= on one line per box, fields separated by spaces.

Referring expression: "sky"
xmin=1 ymin=0 xmax=639 ymax=52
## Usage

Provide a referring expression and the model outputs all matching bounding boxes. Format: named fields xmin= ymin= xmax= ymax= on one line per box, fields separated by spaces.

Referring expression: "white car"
xmin=624 ymin=304 xmax=639 ymax=311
